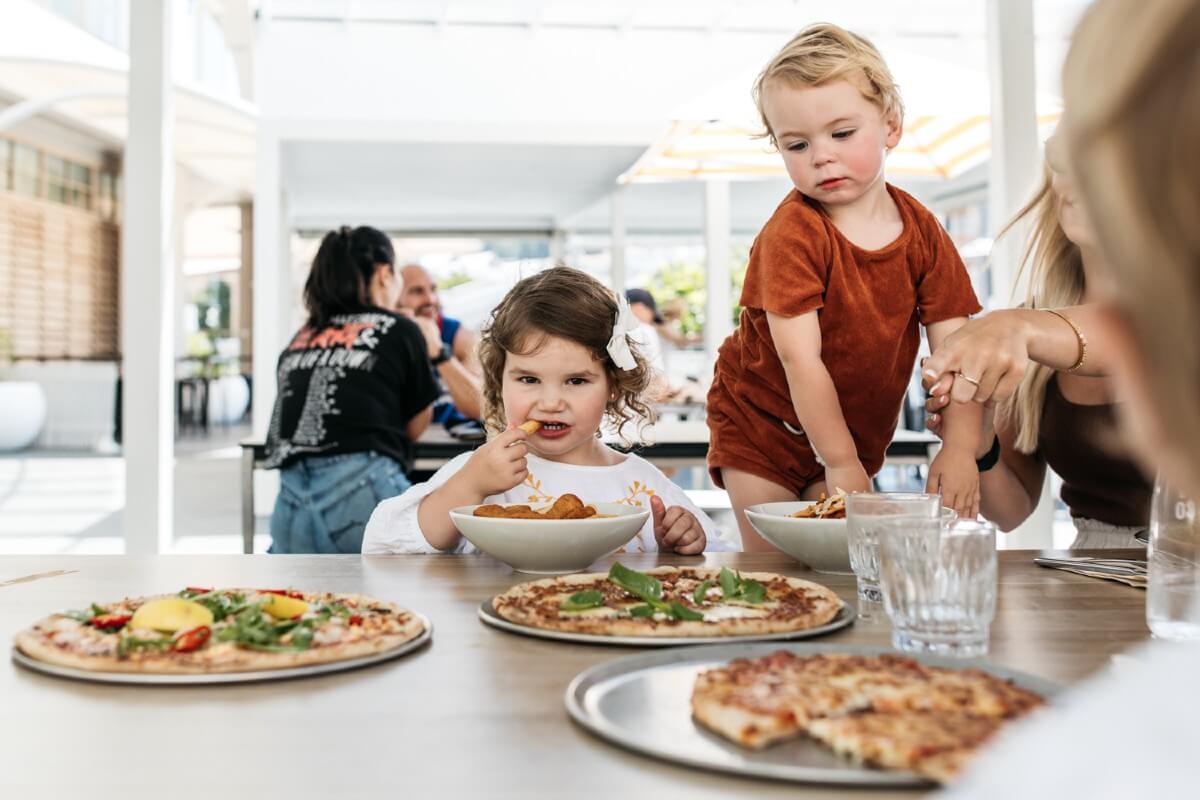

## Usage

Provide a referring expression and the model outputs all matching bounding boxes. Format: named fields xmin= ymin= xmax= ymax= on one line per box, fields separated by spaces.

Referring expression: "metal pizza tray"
xmin=478 ymin=598 xmax=854 ymax=647
xmin=565 ymin=642 xmax=1061 ymax=787
xmin=11 ymin=613 xmax=432 ymax=686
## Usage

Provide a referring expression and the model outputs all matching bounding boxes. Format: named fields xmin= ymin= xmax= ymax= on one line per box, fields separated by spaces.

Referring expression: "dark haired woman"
xmin=263 ymin=226 xmax=439 ymax=553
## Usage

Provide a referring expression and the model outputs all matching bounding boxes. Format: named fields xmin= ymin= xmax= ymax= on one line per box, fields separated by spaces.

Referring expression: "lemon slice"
xmin=129 ymin=597 xmax=214 ymax=633
xmin=262 ymin=593 xmax=310 ymax=619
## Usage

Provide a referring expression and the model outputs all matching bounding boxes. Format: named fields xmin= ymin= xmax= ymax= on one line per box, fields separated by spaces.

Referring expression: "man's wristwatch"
xmin=976 ymin=435 xmax=1001 ymax=472
xmin=431 ymin=342 xmax=452 ymax=366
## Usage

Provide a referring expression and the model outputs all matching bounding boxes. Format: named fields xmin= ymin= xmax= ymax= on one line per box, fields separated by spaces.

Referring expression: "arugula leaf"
xmin=608 ymin=563 xmax=663 ymax=604
xmin=117 ymin=635 xmax=173 ymax=659
xmin=628 ymin=604 xmax=657 ymax=618
xmin=692 ymin=580 xmax=716 ymax=606
xmin=560 ymin=590 xmax=604 ymax=612
xmin=669 ymin=602 xmax=704 ymax=621
xmin=190 ymin=591 xmax=248 ymax=622
xmin=734 ymin=579 xmax=767 ymax=604
xmin=90 ymin=603 xmax=108 ymax=617
xmin=288 ymin=624 xmax=314 ymax=649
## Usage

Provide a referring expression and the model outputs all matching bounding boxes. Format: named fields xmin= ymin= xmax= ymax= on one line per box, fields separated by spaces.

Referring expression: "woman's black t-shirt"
xmin=263 ymin=309 xmax=439 ymax=471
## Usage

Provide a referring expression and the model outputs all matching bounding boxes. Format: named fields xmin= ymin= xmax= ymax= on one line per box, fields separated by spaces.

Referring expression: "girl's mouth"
xmin=535 ymin=422 xmax=571 ymax=440
xmin=818 ymin=177 xmax=847 ymax=190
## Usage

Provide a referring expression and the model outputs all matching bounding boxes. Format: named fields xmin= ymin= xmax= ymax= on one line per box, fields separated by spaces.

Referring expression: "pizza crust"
xmin=492 ymin=567 xmax=843 ymax=638
xmin=14 ymin=590 xmax=425 ymax=675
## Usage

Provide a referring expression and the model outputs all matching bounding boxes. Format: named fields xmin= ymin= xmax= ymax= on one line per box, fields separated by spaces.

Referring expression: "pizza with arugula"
xmin=14 ymin=587 xmax=425 ymax=674
xmin=492 ymin=564 xmax=844 ymax=637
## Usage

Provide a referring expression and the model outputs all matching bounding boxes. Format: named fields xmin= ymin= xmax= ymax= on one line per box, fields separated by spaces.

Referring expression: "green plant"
xmin=648 ymin=246 xmax=750 ymax=336
xmin=439 ymin=269 xmax=473 ymax=291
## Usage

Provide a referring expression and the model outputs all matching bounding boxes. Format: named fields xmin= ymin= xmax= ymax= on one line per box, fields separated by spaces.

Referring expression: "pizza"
xmin=14 ymin=587 xmax=426 ymax=675
xmin=492 ymin=563 xmax=844 ymax=637
xmin=691 ymin=651 xmax=1044 ymax=783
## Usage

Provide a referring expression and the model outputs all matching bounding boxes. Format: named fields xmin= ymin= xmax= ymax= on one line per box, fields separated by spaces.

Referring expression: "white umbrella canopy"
xmin=624 ymin=48 xmax=1061 ymax=183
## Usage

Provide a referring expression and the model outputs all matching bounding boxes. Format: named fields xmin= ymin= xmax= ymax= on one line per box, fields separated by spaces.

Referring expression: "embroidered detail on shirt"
xmin=613 ymin=480 xmax=655 ymax=507
xmin=523 ymin=472 xmax=554 ymax=504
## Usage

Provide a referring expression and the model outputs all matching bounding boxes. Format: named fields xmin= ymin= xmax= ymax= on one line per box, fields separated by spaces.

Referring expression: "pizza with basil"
xmin=691 ymin=651 xmax=1045 ymax=783
xmin=14 ymin=587 xmax=426 ymax=674
xmin=492 ymin=564 xmax=844 ymax=637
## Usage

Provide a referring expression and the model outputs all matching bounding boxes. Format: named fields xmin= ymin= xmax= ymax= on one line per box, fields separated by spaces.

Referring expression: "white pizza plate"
xmin=478 ymin=598 xmax=854 ymax=647
xmin=565 ymin=642 xmax=1061 ymax=787
xmin=449 ymin=502 xmax=651 ymax=574
xmin=10 ymin=612 xmax=432 ymax=685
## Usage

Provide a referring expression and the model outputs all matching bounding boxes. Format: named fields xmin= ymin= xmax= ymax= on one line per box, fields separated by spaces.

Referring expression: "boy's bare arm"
xmin=926 ymin=318 xmax=983 ymax=516
xmin=766 ymin=311 xmax=870 ymax=492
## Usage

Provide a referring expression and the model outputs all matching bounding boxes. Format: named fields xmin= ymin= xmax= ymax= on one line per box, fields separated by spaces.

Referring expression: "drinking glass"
xmin=878 ymin=517 xmax=997 ymax=657
xmin=845 ymin=493 xmax=941 ymax=617
xmin=1147 ymin=477 xmax=1200 ymax=641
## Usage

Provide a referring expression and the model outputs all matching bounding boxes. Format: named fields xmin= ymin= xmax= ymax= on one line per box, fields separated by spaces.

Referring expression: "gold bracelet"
xmin=1043 ymin=308 xmax=1087 ymax=372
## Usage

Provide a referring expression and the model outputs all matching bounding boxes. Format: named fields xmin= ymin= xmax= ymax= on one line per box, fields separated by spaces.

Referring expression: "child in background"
xmin=706 ymin=23 xmax=983 ymax=551
xmin=363 ymin=266 xmax=732 ymax=554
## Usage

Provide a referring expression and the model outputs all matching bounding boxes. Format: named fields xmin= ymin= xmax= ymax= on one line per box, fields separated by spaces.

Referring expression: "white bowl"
xmin=745 ymin=503 xmax=958 ymax=574
xmin=448 ymin=502 xmax=651 ymax=574
xmin=745 ymin=502 xmax=852 ymax=574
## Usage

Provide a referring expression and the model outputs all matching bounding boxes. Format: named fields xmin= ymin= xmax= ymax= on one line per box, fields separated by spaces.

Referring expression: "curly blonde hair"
xmin=753 ymin=23 xmax=904 ymax=147
xmin=477 ymin=266 xmax=654 ymax=441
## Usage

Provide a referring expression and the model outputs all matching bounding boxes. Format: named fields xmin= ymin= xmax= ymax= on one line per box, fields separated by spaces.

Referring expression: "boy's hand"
xmin=650 ymin=495 xmax=706 ymax=555
xmin=926 ymin=447 xmax=980 ymax=518
xmin=459 ymin=425 xmax=529 ymax=497
xmin=823 ymin=462 xmax=872 ymax=496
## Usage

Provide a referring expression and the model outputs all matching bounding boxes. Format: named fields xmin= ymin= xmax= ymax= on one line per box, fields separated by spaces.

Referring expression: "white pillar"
xmin=610 ymin=185 xmax=627 ymax=293
xmin=985 ymin=0 xmax=1040 ymax=308
xmin=121 ymin=0 xmax=175 ymax=554
xmin=251 ymin=128 xmax=286 ymax=440
xmin=703 ymin=179 xmax=733 ymax=363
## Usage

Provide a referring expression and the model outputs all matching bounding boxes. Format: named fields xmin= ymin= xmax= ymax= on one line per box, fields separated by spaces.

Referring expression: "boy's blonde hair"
xmin=996 ymin=166 xmax=1086 ymax=454
xmin=1063 ymin=0 xmax=1200 ymax=484
xmin=753 ymin=23 xmax=904 ymax=146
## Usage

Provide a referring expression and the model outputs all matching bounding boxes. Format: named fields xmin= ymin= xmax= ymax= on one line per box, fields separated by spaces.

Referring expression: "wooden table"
xmin=0 ymin=551 xmax=1147 ymax=798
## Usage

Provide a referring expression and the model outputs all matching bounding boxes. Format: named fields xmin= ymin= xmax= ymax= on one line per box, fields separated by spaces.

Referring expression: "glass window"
xmin=13 ymin=144 xmax=39 ymax=197
xmin=45 ymin=155 xmax=67 ymax=203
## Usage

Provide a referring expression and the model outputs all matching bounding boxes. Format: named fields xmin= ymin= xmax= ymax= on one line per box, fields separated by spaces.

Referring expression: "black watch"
xmin=431 ymin=342 xmax=452 ymax=366
xmin=976 ymin=435 xmax=1001 ymax=472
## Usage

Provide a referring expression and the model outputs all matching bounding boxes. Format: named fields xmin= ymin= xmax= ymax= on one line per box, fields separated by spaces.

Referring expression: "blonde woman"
xmin=925 ymin=141 xmax=1151 ymax=547
xmin=936 ymin=0 xmax=1200 ymax=794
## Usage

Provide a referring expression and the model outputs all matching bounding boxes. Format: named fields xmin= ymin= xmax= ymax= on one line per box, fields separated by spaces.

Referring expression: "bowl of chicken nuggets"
xmin=449 ymin=493 xmax=650 ymax=574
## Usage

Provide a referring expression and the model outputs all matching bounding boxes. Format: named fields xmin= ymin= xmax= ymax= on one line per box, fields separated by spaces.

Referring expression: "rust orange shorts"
xmin=706 ymin=375 xmax=823 ymax=495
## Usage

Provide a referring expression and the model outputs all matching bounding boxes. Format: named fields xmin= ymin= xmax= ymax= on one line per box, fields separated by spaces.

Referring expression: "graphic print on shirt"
xmin=614 ymin=480 xmax=656 ymax=508
xmin=263 ymin=313 xmax=397 ymax=469
xmin=523 ymin=473 xmax=554 ymax=504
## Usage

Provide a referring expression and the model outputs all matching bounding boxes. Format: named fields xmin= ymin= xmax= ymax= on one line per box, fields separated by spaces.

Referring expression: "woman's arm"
xmin=923 ymin=306 xmax=1116 ymax=405
xmin=766 ymin=311 xmax=872 ymax=493
xmin=435 ymin=357 xmax=484 ymax=420
xmin=405 ymin=405 xmax=432 ymax=441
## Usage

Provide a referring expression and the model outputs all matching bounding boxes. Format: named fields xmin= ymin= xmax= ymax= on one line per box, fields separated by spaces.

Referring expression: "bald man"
xmin=398 ymin=264 xmax=483 ymax=425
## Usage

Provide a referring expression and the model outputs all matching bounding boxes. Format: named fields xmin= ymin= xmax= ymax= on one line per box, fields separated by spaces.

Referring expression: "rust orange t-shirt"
xmin=709 ymin=183 xmax=981 ymax=482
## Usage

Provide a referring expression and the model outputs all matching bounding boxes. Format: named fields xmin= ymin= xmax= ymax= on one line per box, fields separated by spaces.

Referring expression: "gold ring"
xmin=957 ymin=373 xmax=982 ymax=387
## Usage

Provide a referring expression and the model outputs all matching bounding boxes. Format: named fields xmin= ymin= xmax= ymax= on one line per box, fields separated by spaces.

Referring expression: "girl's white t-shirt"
xmin=362 ymin=451 xmax=737 ymax=554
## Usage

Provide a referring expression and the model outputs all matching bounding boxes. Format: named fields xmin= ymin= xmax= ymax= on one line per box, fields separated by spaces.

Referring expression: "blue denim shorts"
xmin=269 ymin=451 xmax=411 ymax=554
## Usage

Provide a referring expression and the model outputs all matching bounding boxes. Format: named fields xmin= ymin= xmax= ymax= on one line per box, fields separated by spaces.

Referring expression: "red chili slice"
xmin=348 ymin=615 xmax=363 ymax=626
xmin=90 ymin=614 xmax=132 ymax=631
xmin=173 ymin=626 xmax=212 ymax=653
xmin=260 ymin=589 xmax=306 ymax=599
xmin=184 ymin=586 xmax=212 ymax=594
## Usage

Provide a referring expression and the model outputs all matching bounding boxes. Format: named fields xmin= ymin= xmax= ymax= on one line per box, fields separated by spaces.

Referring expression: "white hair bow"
xmin=606 ymin=294 xmax=641 ymax=371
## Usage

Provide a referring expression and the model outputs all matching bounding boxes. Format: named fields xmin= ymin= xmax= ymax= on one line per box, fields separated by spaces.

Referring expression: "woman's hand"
xmin=922 ymin=310 xmax=1036 ymax=405
xmin=650 ymin=495 xmax=706 ymax=555
xmin=398 ymin=307 xmax=443 ymax=359
xmin=458 ymin=425 xmax=529 ymax=496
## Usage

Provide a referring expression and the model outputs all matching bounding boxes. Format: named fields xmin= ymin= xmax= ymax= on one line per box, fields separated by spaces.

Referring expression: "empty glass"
xmin=1147 ymin=477 xmax=1200 ymax=641
xmin=878 ymin=517 xmax=997 ymax=657
xmin=845 ymin=493 xmax=942 ymax=617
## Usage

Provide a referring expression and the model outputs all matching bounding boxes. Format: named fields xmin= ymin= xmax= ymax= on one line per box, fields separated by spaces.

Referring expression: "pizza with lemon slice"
xmin=14 ymin=588 xmax=425 ymax=674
